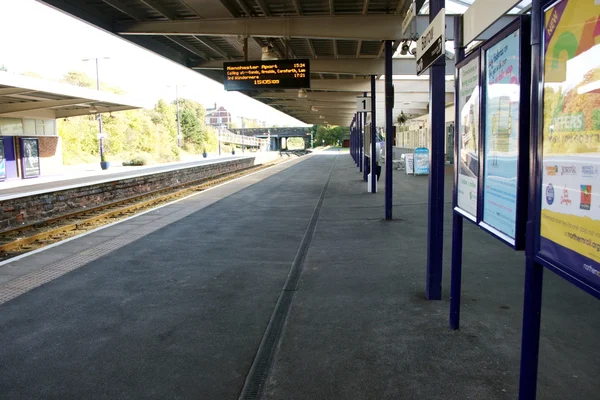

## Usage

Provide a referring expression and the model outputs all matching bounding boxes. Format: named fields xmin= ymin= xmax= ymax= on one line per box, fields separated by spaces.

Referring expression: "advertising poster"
xmin=413 ymin=147 xmax=430 ymax=175
xmin=540 ymin=0 xmax=600 ymax=289
xmin=21 ymin=138 xmax=40 ymax=178
xmin=405 ymin=153 xmax=414 ymax=175
xmin=482 ymin=30 xmax=521 ymax=240
xmin=0 ymin=140 xmax=5 ymax=180
xmin=457 ymin=56 xmax=480 ymax=218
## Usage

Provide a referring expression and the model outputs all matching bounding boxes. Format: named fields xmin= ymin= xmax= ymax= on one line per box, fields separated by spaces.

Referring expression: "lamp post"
xmin=241 ymin=117 xmax=245 ymax=153
xmin=82 ymin=57 xmax=109 ymax=165
xmin=175 ymin=85 xmax=182 ymax=147
xmin=218 ymin=124 xmax=222 ymax=155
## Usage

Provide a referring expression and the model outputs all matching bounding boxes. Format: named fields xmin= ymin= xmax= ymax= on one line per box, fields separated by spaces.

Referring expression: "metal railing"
xmin=218 ymin=128 xmax=270 ymax=148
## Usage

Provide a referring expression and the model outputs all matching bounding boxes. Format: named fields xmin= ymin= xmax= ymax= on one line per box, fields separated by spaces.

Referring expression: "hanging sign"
xmin=414 ymin=147 xmax=430 ymax=175
xmin=223 ymin=59 xmax=310 ymax=91
xmin=416 ymin=8 xmax=445 ymax=76
xmin=539 ymin=0 xmax=600 ymax=291
xmin=356 ymin=96 xmax=372 ymax=112
xmin=456 ymin=54 xmax=481 ymax=220
xmin=480 ymin=28 xmax=522 ymax=243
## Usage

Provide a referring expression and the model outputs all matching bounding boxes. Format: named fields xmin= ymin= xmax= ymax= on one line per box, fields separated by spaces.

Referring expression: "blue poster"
xmin=482 ymin=29 xmax=520 ymax=241
xmin=414 ymin=147 xmax=430 ymax=175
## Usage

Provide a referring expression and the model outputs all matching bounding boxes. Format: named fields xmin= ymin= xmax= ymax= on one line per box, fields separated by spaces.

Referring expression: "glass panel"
xmin=482 ymin=29 xmax=521 ymax=239
xmin=21 ymin=138 xmax=40 ymax=178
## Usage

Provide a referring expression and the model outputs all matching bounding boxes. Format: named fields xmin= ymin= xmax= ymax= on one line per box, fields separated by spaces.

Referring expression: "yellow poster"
xmin=541 ymin=0 xmax=600 ymax=285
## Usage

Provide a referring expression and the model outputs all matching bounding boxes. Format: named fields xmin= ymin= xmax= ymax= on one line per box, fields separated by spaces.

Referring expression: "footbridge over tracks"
xmin=229 ymin=127 xmax=312 ymax=150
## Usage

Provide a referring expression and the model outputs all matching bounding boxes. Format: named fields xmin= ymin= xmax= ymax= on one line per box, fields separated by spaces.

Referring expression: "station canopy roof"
xmin=0 ymin=72 xmax=143 ymax=119
xmin=38 ymin=0 xmax=527 ymax=126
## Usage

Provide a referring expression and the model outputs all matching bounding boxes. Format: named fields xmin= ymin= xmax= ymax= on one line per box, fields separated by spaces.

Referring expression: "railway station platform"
xmin=0 ymin=149 xmax=597 ymax=399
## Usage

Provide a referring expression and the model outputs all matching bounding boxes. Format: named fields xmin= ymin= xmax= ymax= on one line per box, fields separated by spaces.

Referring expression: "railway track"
xmin=0 ymin=160 xmax=280 ymax=262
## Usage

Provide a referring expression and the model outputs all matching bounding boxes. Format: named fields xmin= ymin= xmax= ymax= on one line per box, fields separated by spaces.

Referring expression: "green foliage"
xmin=313 ymin=124 xmax=349 ymax=146
xmin=0 ymin=65 xmax=7 ymax=72
xmin=122 ymin=153 xmax=152 ymax=166
xmin=61 ymin=71 xmax=95 ymax=88
xmin=286 ymin=137 xmax=305 ymax=150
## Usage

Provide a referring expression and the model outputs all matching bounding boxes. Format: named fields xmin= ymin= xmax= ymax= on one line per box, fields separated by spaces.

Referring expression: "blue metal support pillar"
xmin=385 ymin=40 xmax=393 ymax=220
xmin=370 ymin=75 xmax=377 ymax=193
xmin=519 ymin=0 xmax=544 ymax=397
xmin=350 ymin=121 xmax=354 ymax=161
xmin=354 ymin=113 xmax=359 ymax=166
xmin=450 ymin=16 xmax=465 ymax=329
xmin=425 ymin=0 xmax=445 ymax=300
xmin=363 ymin=91 xmax=368 ymax=182
xmin=359 ymin=112 xmax=363 ymax=172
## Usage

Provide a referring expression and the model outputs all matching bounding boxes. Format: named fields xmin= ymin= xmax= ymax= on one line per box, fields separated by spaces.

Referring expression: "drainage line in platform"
xmin=238 ymin=155 xmax=337 ymax=400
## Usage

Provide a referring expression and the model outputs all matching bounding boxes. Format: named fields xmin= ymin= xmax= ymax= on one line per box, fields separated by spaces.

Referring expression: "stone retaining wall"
xmin=0 ymin=158 xmax=255 ymax=232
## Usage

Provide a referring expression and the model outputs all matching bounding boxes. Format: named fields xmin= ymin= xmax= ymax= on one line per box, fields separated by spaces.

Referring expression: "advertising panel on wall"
xmin=456 ymin=53 xmax=481 ymax=220
xmin=20 ymin=138 xmax=40 ymax=178
xmin=539 ymin=0 xmax=600 ymax=291
xmin=0 ymin=140 xmax=5 ymax=181
xmin=481 ymin=28 xmax=522 ymax=244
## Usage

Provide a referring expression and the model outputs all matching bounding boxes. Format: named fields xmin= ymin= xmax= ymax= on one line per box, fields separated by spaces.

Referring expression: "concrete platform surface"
xmin=0 ymin=149 xmax=598 ymax=399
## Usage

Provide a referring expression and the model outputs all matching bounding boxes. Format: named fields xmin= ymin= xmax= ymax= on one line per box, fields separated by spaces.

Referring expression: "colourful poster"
xmin=413 ymin=147 xmax=430 ymax=175
xmin=482 ymin=30 xmax=521 ymax=240
xmin=457 ymin=56 xmax=480 ymax=219
xmin=540 ymin=0 xmax=600 ymax=289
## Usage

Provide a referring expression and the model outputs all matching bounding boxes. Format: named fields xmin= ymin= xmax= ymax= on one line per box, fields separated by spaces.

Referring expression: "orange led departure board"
xmin=223 ymin=59 xmax=310 ymax=91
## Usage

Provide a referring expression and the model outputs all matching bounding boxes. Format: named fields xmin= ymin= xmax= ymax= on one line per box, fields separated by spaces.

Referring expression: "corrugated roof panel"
xmin=312 ymin=39 xmax=335 ymax=57
xmin=337 ymin=40 xmax=358 ymax=56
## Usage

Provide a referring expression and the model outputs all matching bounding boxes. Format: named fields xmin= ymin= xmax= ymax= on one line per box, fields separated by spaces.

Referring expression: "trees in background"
xmin=58 ymin=71 xmax=217 ymax=165
xmin=313 ymin=125 xmax=349 ymax=146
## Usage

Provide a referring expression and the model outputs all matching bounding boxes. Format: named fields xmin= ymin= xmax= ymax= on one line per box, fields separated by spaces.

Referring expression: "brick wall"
xmin=0 ymin=158 xmax=255 ymax=231
xmin=39 ymin=136 xmax=64 ymax=176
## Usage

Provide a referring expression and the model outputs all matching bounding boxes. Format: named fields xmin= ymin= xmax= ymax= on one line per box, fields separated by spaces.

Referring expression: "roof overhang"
xmin=0 ymin=72 xmax=144 ymax=119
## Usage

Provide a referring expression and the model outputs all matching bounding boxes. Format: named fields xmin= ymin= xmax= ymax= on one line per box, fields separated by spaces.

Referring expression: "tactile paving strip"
xmin=0 ymin=205 xmax=202 ymax=305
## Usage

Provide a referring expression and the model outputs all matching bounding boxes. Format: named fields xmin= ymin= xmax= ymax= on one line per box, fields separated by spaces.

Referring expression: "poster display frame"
xmin=454 ymin=49 xmax=482 ymax=224
xmin=478 ymin=17 xmax=531 ymax=250
xmin=20 ymin=137 xmax=40 ymax=179
xmin=531 ymin=0 xmax=600 ymax=298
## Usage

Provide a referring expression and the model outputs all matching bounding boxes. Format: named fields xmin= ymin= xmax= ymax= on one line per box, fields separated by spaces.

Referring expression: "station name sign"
xmin=416 ymin=8 xmax=445 ymax=75
xmin=223 ymin=59 xmax=311 ymax=91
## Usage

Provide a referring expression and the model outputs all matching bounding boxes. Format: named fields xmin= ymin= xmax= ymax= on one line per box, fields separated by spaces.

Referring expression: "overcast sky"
xmin=0 ymin=0 xmax=306 ymax=126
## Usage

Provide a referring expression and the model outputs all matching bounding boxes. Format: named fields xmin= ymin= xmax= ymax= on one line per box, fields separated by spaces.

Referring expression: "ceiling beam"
xmin=235 ymin=0 xmax=254 ymax=17
xmin=138 ymin=0 xmax=178 ymax=19
xmin=257 ymin=80 xmax=455 ymax=95
xmin=165 ymin=36 xmax=208 ymax=59
xmin=102 ymin=0 xmax=145 ymax=20
xmin=192 ymin=36 xmax=229 ymax=58
xmin=0 ymin=88 xmax=36 ymax=96
xmin=362 ymin=0 xmax=370 ymax=14
xmin=291 ymin=0 xmax=302 ymax=14
xmin=0 ymin=98 xmax=90 ymax=115
xmin=193 ymin=57 xmax=456 ymax=75
xmin=255 ymin=0 xmax=271 ymax=16
xmin=255 ymin=92 xmax=357 ymax=100
xmin=54 ymin=105 xmax=135 ymax=118
xmin=117 ymin=15 xmax=518 ymax=42
xmin=117 ymin=15 xmax=444 ymax=41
